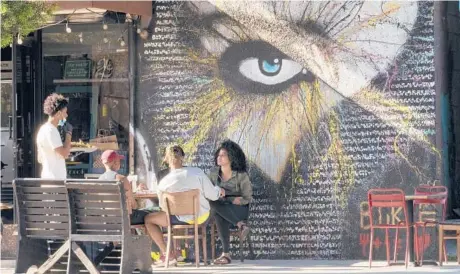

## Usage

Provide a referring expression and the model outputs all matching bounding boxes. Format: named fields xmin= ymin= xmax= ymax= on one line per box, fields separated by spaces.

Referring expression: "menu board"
xmin=64 ymin=60 xmax=92 ymax=79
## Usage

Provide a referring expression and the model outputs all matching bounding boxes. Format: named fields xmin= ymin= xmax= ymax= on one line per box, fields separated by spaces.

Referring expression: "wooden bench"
xmin=13 ymin=179 xmax=153 ymax=273
xmin=66 ymin=180 xmax=152 ymax=273
xmin=13 ymin=179 xmax=71 ymax=274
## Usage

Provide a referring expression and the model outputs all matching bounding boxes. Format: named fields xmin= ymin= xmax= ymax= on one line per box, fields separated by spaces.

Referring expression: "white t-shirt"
xmin=158 ymin=167 xmax=221 ymax=224
xmin=36 ymin=122 xmax=67 ymax=179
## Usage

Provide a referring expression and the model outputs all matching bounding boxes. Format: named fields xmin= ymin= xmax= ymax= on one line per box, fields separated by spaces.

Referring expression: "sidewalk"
xmin=1 ymin=259 xmax=459 ymax=274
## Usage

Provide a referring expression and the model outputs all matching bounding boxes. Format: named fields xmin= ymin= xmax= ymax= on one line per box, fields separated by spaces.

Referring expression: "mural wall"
xmin=136 ymin=1 xmax=438 ymax=259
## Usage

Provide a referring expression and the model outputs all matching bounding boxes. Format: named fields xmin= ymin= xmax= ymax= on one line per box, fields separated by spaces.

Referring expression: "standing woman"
xmin=208 ymin=140 xmax=253 ymax=265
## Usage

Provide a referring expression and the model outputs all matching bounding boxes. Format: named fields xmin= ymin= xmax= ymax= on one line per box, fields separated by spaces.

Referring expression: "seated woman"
xmin=208 ymin=140 xmax=253 ymax=265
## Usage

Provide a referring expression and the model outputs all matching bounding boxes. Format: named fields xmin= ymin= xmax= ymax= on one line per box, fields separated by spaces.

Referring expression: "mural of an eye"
xmin=219 ymin=40 xmax=314 ymax=94
xmin=239 ymin=57 xmax=303 ymax=85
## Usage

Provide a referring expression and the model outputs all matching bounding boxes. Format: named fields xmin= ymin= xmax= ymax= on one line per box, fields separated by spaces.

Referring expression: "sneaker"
xmin=175 ymin=249 xmax=185 ymax=262
xmin=153 ymin=254 xmax=177 ymax=267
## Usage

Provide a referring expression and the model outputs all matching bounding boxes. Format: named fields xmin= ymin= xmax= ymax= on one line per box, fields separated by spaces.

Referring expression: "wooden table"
xmin=133 ymin=192 xmax=158 ymax=199
xmin=405 ymin=193 xmax=446 ymax=266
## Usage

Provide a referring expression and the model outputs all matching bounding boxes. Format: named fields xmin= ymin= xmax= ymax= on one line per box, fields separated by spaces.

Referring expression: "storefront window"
xmin=42 ymin=22 xmax=130 ymax=178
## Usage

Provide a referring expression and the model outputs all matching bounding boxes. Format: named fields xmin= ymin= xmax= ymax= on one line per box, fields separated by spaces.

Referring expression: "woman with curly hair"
xmin=208 ymin=140 xmax=253 ymax=265
xmin=36 ymin=93 xmax=73 ymax=179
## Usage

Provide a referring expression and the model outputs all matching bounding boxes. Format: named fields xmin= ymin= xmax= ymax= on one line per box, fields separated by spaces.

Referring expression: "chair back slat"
xmin=414 ymin=185 xmax=448 ymax=204
xmin=162 ymin=189 xmax=200 ymax=216
xmin=66 ymin=181 xmax=127 ymax=237
xmin=371 ymin=201 xmax=406 ymax=208
xmin=368 ymin=189 xmax=405 ymax=208
xmin=13 ymin=179 xmax=69 ymax=239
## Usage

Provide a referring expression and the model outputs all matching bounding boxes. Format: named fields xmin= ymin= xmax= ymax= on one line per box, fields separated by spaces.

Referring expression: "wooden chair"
xmin=210 ymin=221 xmax=255 ymax=262
xmin=438 ymin=219 xmax=460 ymax=266
xmin=162 ymin=189 xmax=208 ymax=268
xmin=368 ymin=188 xmax=410 ymax=268
xmin=13 ymin=179 xmax=70 ymax=274
xmin=66 ymin=181 xmax=152 ymax=274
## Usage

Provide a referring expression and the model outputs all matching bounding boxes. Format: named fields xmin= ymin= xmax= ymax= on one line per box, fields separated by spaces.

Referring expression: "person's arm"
xmin=116 ymin=174 xmax=137 ymax=214
xmin=156 ymin=181 xmax=165 ymax=210
xmin=54 ymin=133 xmax=71 ymax=159
xmin=48 ymin=127 xmax=71 ymax=159
xmin=233 ymin=173 xmax=253 ymax=205
xmin=199 ymin=173 xmax=222 ymax=201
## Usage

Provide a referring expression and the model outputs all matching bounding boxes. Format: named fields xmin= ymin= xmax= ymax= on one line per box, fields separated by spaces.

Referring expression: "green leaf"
xmin=1 ymin=1 xmax=57 ymax=48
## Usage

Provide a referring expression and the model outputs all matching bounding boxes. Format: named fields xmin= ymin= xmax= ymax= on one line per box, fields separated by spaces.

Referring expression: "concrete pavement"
xmin=1 ymin=259 xmax=459 ymax=274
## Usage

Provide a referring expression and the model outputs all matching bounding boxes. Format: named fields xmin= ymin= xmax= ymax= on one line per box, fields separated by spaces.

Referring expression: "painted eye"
xmin=218 ymin=40 xmax=314 ymax=94
xmin=239 ymin=57 xmax=303 ymax=85
xmin=261 ymin=59 xmax=281 ymax=75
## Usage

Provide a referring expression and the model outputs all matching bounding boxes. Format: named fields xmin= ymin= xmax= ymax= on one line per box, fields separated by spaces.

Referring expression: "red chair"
xmin=368 ymin=188 xmax=410 ymax=268
xmin=413 ymin=185 xmax=448 ymax=265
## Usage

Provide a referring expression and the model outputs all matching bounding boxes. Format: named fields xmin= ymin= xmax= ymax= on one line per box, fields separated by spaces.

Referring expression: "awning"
xmin=47 ymin=1 xmax=153 ymax=17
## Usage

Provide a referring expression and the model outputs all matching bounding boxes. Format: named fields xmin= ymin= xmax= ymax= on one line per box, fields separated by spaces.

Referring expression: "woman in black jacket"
xmin=208 ymin=140 xmax=253 ymax=264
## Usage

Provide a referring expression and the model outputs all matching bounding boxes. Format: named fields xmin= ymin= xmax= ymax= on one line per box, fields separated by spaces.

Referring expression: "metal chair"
xmin=368 ymin=188 xmax=410 ymax=268
xmin=413 ymin=185 xmax=448 ymax=265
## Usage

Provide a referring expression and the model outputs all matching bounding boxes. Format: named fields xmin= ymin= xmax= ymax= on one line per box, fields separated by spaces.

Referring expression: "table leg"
xmin=439 ymin=225 xmax=444 ymax=266
xmin=406 ymin=200 xmax=417 ymax=266
xmin=457 ymin=230 xmax=460 ymax=264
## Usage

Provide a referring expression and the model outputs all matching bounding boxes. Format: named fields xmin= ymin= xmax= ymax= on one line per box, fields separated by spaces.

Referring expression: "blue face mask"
xmin=58 ymin=118 xmax=66 ymax=127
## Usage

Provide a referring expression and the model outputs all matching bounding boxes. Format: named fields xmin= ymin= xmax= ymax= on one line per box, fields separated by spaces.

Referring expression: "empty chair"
xmin=413 ymin=185 xmax=448 ymax=265
xmin=438 ymin=219 xmax=460 ymax=266
xmin=368 ymin=188 xmax=410 ymax=268
xmin=66 ymin=181 xmax=151 ymax=274
xmin=13 ymin=179 xmax=70 ymax=274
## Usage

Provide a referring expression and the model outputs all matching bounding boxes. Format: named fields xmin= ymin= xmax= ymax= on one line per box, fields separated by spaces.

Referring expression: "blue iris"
xmin=262 ymin=60 xmax=281 ymax=74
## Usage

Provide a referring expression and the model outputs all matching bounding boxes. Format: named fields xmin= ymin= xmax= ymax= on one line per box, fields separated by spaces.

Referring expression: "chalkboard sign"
xmin=67 ymin=167 xmax=87 ymax=178
xmin=57 ymin=86 xmax=93 ymax=142
xmin=64 ymin=60 xmax=92 ymax=79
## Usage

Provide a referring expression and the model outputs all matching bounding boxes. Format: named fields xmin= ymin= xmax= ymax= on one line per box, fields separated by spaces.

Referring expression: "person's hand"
xmin=63 ymin=122 xmax=73 ymax=135
xmin=233 ymin=197 xmax=242 ymax=205
xmin=219 ymin=188 xmax=226 ymax=198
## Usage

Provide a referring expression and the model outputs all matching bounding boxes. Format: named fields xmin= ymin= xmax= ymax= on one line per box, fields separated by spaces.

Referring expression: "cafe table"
xmin=405 ymin=193 xmax=446 ymax=266
xmin=133 ymin=191 xmax=158 ymax=199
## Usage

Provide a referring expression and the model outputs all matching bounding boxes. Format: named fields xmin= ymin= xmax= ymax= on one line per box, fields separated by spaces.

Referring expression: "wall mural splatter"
xmin=136 ymin=1 xmax=438 ymax=259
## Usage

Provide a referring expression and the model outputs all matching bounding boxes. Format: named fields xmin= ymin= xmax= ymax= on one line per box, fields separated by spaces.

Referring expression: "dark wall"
xmin=447 ymin=1 xmax=460 ymax=216
xmin=135 ymin=1 xmax=438 ymax=259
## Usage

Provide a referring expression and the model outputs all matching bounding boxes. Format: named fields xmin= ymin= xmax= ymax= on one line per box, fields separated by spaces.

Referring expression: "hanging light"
xmin=17 ymin=33 xmax=23 ymax=45
xmin=103 ymin=21 xmax=108 ymax=30
xmin=78 ymin=32 xmax=83 ymax=43
xmin=103 ymin=37 xmax=109 ymax=43
xmin=125 ymin=13 xmax=132 ymax=23
xmin=65 ymin=22 xmax=72 ymax=33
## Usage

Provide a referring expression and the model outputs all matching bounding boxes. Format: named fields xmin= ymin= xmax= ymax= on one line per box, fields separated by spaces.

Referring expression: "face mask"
xmin=58 ymin=118 xmax=66 ymax=127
